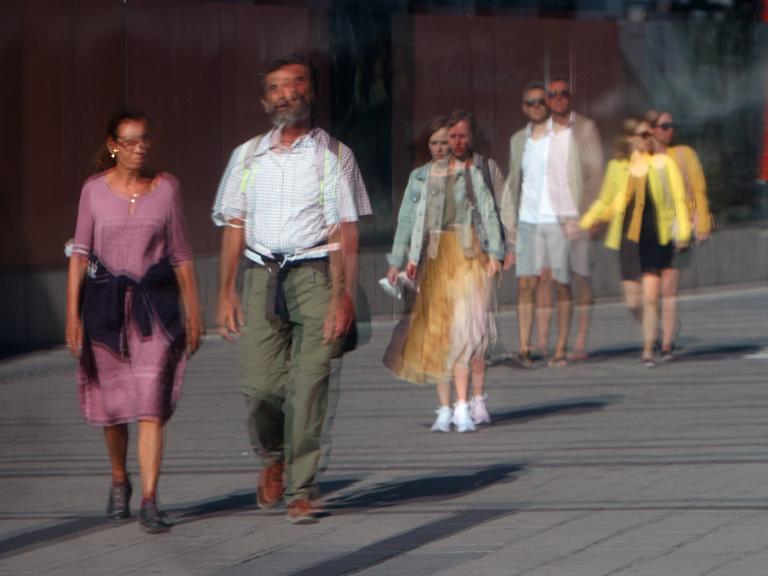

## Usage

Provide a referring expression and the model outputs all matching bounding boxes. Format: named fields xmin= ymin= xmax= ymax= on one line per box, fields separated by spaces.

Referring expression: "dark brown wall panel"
xmin=392 ymin=14 xmax=624 ymax=199
xmin=219 ymin=4 xmax=313 ymax=152
xmin=125 ymin=0 xmax=223 ymax=255
xmin=5 ymin=0 xmax=319 ymax=270
xmin=0 ymin=0 xmax=24 ymax=270
xmin=20 ymin=0 xmax=123 ymax=270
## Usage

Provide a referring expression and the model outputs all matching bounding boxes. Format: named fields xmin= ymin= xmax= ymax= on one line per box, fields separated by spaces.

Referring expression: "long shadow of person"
xmin=326 ymin=463 xmax=524 ymax=511
xmin=490 ymin=395 xmax=621 ymax=427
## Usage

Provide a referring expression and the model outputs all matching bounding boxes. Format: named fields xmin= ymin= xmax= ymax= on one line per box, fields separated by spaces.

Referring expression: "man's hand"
xmin=486 ymin=259 xmax=501 ymax=278
xmin=386 ymin=266 xmax=400 ymax=286
xmin=334 ymin=292 xmax=355 ymax=338
xmin=217 ymin=292 xmax=244 ymax=342
xmin=503 ymin=251 xmax=515 ymax=271
xmin=562 ymin=218 xmax=581 ymax=240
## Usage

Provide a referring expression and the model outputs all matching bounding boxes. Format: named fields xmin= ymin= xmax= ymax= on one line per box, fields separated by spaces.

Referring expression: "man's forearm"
xmin=218 ymin=225 xmax=244 ymax=298
xmin=340 ymin=221 xmax=359 ymax=305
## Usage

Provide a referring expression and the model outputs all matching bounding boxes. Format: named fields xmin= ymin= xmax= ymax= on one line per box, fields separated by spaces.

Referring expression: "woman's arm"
xmin=65 ymin=255 xmax=88 ymax=357
xmin=471 ymin=165 xmax=505 ymax=264
xmin=387 ymin=171 xmax=420 ymax=270
xmin=580 ymin=160 xmax=624 ymax=230
xmin=174 ymin=260 xmax=202 ymax=357
xmin=684 ymin=147 xmax=712 ymax=240
xmin=664 ymin=157 xmax=692 ymax=247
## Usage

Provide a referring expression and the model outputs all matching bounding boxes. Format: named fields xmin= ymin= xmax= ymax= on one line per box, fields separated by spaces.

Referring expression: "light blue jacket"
xmin=386 ymin=163 xmax=429 ymax=269
xmin=407 ymin=161 xmax=505 ymax=265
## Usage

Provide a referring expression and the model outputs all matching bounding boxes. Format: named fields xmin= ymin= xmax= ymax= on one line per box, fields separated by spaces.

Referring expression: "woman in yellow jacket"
xmin=647 ymin=110 xmax=713 ymax=359
xmin=580 ymin=119 xmax=691 ymax=366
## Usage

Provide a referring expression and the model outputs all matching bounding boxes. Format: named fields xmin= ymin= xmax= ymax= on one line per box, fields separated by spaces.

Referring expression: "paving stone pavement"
xmin=1 ymin=285 xmax=767 ymax=576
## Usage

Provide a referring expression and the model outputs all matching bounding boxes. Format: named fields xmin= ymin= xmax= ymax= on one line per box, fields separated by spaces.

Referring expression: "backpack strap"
xmin=239 ymin=132 xmax=344 ymax=208
xmin=481 ymin=157 xmax=493 ymax=196
xmin=240 ymin=134 xmax=264 ymax=192
xmin=318 ymin=135 xmax=343 ymax=208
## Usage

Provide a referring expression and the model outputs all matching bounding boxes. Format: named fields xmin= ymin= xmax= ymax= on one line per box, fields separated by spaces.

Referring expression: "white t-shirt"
xmin=519 ymin=134 xmax=557 ymax=224
xmin=547 ymin=119 xmax=578 ymax=218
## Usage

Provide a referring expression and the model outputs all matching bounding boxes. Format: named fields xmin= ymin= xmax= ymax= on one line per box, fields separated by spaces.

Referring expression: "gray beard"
xmin=269 ymin=101 xmax=312 ymax=128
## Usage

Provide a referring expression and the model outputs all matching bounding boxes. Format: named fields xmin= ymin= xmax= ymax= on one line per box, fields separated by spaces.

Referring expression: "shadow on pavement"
xmin=673 ymin=343 xmax=764 ymax=362
xmin=0 ymin=478 xmax=361 ymax=559
xmin=173 ymin=477 xmax=360 ymax=523
xmin=490 ymin=395 xmax=621 ymax=427
xmin=326 ymin=463 xmax=524 ymax=511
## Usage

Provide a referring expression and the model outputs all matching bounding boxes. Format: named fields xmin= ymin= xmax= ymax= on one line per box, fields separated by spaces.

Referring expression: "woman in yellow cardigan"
xmin=580 ymin=119 xmax=691 ymax=366
xmin=647 ymin=110 xmax=713 ymax=360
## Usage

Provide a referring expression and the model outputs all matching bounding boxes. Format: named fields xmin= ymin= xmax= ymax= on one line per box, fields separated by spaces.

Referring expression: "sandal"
xmin=548 ymin=356 xmax=569 ymax=368
xmin=517 ymin=351 xmax=533 ymax=368
xmin=568 ymin=350 xmax=589 ymax=362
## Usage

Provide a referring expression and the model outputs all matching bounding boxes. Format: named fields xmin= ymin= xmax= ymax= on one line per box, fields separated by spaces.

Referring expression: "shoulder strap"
xmin=481 ymin=157 xmax=493 ymax=195
xmin=240 ymin=134 xmax=264 ymax=192
xmin=318 ymin=135 xmax=343 ymax=207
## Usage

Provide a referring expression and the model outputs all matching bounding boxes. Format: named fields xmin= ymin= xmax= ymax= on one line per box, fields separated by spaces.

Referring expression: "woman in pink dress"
xmin=65 ymin=109 xmax=202 ymax=533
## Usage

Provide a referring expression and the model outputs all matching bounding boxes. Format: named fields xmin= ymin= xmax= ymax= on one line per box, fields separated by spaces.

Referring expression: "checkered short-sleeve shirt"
xmin=212 ymin=128 xmax=360 ymax=255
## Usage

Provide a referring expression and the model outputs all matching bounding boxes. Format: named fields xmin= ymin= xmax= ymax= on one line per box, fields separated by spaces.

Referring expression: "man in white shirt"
xmin=535 ymin=76 xmax=603 ymax=362
xmin=501 ymin=82 xmax=573 ymax=366
xmin=212 ymin=55 xmax=370 ymax=525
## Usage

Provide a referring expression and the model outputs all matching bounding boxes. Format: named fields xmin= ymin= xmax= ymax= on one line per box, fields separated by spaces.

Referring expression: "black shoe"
xmin=139 ymin=500 xmax=172 ymax=534
xmin=106 ymin=478 xmax=132 ymax=521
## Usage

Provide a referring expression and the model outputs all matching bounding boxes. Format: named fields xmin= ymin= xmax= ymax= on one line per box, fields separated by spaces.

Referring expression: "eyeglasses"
xmin=636 ymin=131 xmax=652 ymax=139
xmin=547 ymin=90 xmax=571 ymax=99
xmin=116 ymin=136 xmax=152 ymax=149
xmin=657 ymin=122 xmax=674 ymax=131
xmin=523 ymin=98 xmax=546 ymax=107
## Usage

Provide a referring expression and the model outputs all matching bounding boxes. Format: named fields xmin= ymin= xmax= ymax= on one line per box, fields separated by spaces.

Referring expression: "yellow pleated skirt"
xmin=385 ymin=230 xmax=496 ymax=385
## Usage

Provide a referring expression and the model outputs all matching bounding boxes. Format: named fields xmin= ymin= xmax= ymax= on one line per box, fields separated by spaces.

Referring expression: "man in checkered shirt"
xmin=212 ymin=55 xmax=371 ymax=525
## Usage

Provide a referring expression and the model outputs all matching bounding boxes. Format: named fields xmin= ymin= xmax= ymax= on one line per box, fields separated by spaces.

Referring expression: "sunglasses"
xmin=547 ymin=90 xmax=571 ymax=99
xmin=636 ymin=131 xmax=652 ymax=139
xmin=523 ymin=98 xmax=546 ymax=107
xmin=657 ymin=122 xmax=674 ymax=131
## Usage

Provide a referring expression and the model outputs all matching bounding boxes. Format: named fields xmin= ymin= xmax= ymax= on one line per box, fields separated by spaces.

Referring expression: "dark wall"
xmin=390 ymin=15 xmax=626 ymax=215
xmin=2 ymin=0 xmax=327 ymax=272
xmin=4 ymin=1 xmax=763 ymax=275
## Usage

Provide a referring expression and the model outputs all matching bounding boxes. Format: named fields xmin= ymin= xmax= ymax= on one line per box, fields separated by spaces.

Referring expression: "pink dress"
xmin=72 ymin=172 xmax=193 ymax=426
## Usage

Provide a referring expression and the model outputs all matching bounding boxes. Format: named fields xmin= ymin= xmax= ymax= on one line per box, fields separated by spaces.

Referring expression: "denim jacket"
xmin=407 ymin=161 xmax=505 ymax=265
xmin=386 ymin=163 xmax=429 ymax=269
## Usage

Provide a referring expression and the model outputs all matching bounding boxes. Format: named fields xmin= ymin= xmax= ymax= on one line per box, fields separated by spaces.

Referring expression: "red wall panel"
xmin=3 ymin=0 xmax=323 ymax=270
xmin=391 ymin=14 xmax=624 ymax=206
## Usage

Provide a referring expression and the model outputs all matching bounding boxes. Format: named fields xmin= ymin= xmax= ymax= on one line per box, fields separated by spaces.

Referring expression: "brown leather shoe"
xmin=286 ymin=499 xmax=318 ymax=525
xmin=256 ymin=461 xmax=284 ymax=509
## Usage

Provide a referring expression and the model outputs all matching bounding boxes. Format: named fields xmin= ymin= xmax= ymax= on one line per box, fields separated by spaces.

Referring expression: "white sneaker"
xmin=430 ymin=406 xmax=452 ymax=432
xmin=470 ymin=394 xmax=491 ymax=425
xmin=452 ymin=402 xmax=476 ymax=433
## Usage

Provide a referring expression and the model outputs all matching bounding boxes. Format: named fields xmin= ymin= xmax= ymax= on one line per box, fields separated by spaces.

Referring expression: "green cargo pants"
xmin=239 ymin=264 xmax=334 ymax=504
